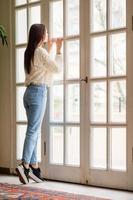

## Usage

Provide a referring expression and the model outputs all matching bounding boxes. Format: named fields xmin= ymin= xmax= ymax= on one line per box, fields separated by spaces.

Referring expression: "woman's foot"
xmin=29 ymin=165 xmax=44 ymax=183
xmin=15 ymin=163 xmax=29 ymax=184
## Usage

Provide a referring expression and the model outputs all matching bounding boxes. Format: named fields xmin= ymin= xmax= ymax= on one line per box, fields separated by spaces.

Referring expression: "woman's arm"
xmin=41 ymin=38 xmax=63 ymax=73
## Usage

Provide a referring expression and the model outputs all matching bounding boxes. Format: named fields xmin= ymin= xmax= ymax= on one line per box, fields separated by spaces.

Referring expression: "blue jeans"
xmin=22 ymin=84 xmax=47 ymax=164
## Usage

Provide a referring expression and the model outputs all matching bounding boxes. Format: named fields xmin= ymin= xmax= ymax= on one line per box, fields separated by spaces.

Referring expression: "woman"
xmin=16 ymin=24 xmax=62 ymax=184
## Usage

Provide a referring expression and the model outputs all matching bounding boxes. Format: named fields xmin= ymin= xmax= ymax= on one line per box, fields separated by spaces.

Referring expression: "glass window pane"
xmin=91 ymin=36 xmax=106 ymax=77
xmin=110 ymin=33 xmax=126 ymax=76
xmin=90 ymin=128 xmax=107 ymax=169
xmin=28 ymin=0 xmax=40 ymax=2
xmin=50 ymin=126 xmax=64 ymax=164
xmin=50 ymin=1 xmax=63 ymax=38
xmin=66 ymin=84 xmax=80 ymax=122
xmin=50 ymin=85 xmax=64 ymax=122
xmin=16 ymin=47 xmax=25 ymax=83
xmin=66 ymin=127 xmax=80 ymax=166
xmin=66 ymin=0 xmax=79 ymax=36
xmin=91 ymin=82 xmax=107 ymax=122
xmin=110 ymin=0 xmax=126 ymax=29
xmin=91 ymin=0 xmax=106 ymax=32
xmin=16 ymin=9 xmax=27 ymax=44
xmin=16 ymin=86 xmax=27 ymax=121
xmin=15 ymin=0 xmax=26 ymax=6
xmin=66 ymin=40 xmax=80 ymax=79
xmin=110 ymin=128 xmax=126 ymax=170
xmin=16 ymin=125 xmax=27 ymax=160
xmin=16 ymin=125 xmax=41 ymax=161
xmin=110 ymin=80 xmax=126 ymax=123
xmin=29 ymin=5 xmax=41 ymax=29
xmin=50 ymin=42 xmax=64 ymax=81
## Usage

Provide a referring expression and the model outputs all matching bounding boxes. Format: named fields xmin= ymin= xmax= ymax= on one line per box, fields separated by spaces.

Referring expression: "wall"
xmin=0 ymin=0 xmax=11 ymax=169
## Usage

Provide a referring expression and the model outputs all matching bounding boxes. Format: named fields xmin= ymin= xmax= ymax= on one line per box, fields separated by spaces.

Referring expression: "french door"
xmin=41 ymin=0 xmax=82 ymax=183
xmin=14 ymin=0 xmax=42 ymax=166
xmin=87 ymin=0 xmax=127 ymax=188
xmin=14 ymin=0 xmax=133 ymax=190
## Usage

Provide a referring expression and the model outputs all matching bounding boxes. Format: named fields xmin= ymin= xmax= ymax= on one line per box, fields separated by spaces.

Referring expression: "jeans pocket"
xmin=29 ymin=88 xmax=44 ymax=105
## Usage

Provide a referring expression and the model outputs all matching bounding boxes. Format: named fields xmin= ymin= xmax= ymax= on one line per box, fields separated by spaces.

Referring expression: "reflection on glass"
xmin=110 ymin=128 xmax=126 ymax=170
xmin=50 ymin=1 xmax=63 ymax=38
xmin=91 ymin=36 xmax=106 ymax=77
xmin=110 ymin=0 xmax=126 ymax=29
xmin=50 ymin=85 xmax=64 ymax=122
xmin=29 ymin=5 xmax=41 ymax=29
xmin=66 ymin=40 xmax=80 ymax=79
xmin=66 ymin=127 xmax=80 ymax=166
xmin=66 ymin=84 xmax=80 ymax=122
xmin=91 ymin=82 xmax=106 ymax=122
xmin=91 ymin=0 xmax=106 ymax=32
xmin=16 ymin=9 xmax=27 ymax=44
xmin=90 ymin=127 xmax=107 ymax=169
xmin=110 ymin=33 xmax=126 ymax=76
xmin=110 ymin=80 xmax=126 ymax=122
xmin=66 ymin=0 xmax=79 ymax=35
xmin=16 ymin=48 xmax=25 ymax=83
xmin=15 ymin=0 xmax=26 ymax=6
xmin=50 ymin=126 xmax=64 ymax=164
xmin=16 ymin=87 xmax=27 ymax=121
xmin=16 ymin=125 xmax=41 ymax=161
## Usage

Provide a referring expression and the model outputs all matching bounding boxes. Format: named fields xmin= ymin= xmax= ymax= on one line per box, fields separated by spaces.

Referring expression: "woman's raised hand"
xmin=48 ymin=38 xmax=63 ymax=54
xmin=56 ymin=38 xmax=63 ymax=54
xmin=47 ymin=39 xmax=54 ymax=53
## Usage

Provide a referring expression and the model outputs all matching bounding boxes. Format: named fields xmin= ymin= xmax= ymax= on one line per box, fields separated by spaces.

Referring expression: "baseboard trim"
xmin=0 ymin=167 xmax=10 ymax=175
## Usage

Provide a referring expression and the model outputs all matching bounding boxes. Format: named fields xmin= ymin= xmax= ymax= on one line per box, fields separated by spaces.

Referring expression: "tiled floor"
xmin=0 ymin=175 xmax=133 ymax=200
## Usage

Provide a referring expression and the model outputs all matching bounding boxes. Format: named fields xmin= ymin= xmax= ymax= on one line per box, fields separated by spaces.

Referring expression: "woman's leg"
xmin=30 ymin=91 xmax=47 ymax=165
xmin=16 ymin=100 xmax=43 ymax=184
xmin=16 ymin=85 xmax=47 ymax=184
xmin=29 ymin=132 xmax=39 ymax=168
xmin=22 ymin=97 xmax=46 ymax=164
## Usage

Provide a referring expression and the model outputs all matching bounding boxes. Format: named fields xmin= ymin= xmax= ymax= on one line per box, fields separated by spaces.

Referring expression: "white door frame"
xmin=12 ymin=0 xmax=133 ymax=190
xmin=85 ymin=0 xmax=132 ymax=190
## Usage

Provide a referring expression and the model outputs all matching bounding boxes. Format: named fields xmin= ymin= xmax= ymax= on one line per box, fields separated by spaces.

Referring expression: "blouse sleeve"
xmin=40 ymin=48 xmax=62 ymax=73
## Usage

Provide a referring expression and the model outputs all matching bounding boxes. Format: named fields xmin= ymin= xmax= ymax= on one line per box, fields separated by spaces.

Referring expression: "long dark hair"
xmin=24 ymin=24 xmax=46 ymax=74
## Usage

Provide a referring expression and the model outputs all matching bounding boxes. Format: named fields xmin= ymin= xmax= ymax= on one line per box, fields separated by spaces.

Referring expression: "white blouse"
xmin=25 ymin=47 xmax=62 ymax=87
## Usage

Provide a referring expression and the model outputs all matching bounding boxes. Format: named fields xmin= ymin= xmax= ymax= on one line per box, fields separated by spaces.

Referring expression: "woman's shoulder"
xmin=35 ymin=47 xmax=48 ymax=56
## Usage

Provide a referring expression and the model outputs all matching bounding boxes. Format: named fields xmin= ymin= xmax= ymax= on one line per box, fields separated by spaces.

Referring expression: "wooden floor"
xmin=0 ymin=175 xmax=133 ymax=200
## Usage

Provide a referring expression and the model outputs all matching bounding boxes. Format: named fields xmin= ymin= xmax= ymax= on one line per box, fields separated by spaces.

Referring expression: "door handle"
xmin=44 ymin=141 xmax=46 ymax=156
xmin=80 ymin=76 xmax=88 ymax=83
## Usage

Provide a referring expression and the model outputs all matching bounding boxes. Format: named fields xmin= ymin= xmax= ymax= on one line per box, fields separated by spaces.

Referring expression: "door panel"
xmin=15 ymin=0 xmax=41 ymax=166
xmin=14 ymin=0 xmax=133 ymax=190
xmin=43 ymin=0 xmax=81 ymax=182
xmin=88 ymin=0 xmax=127 ymax=189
